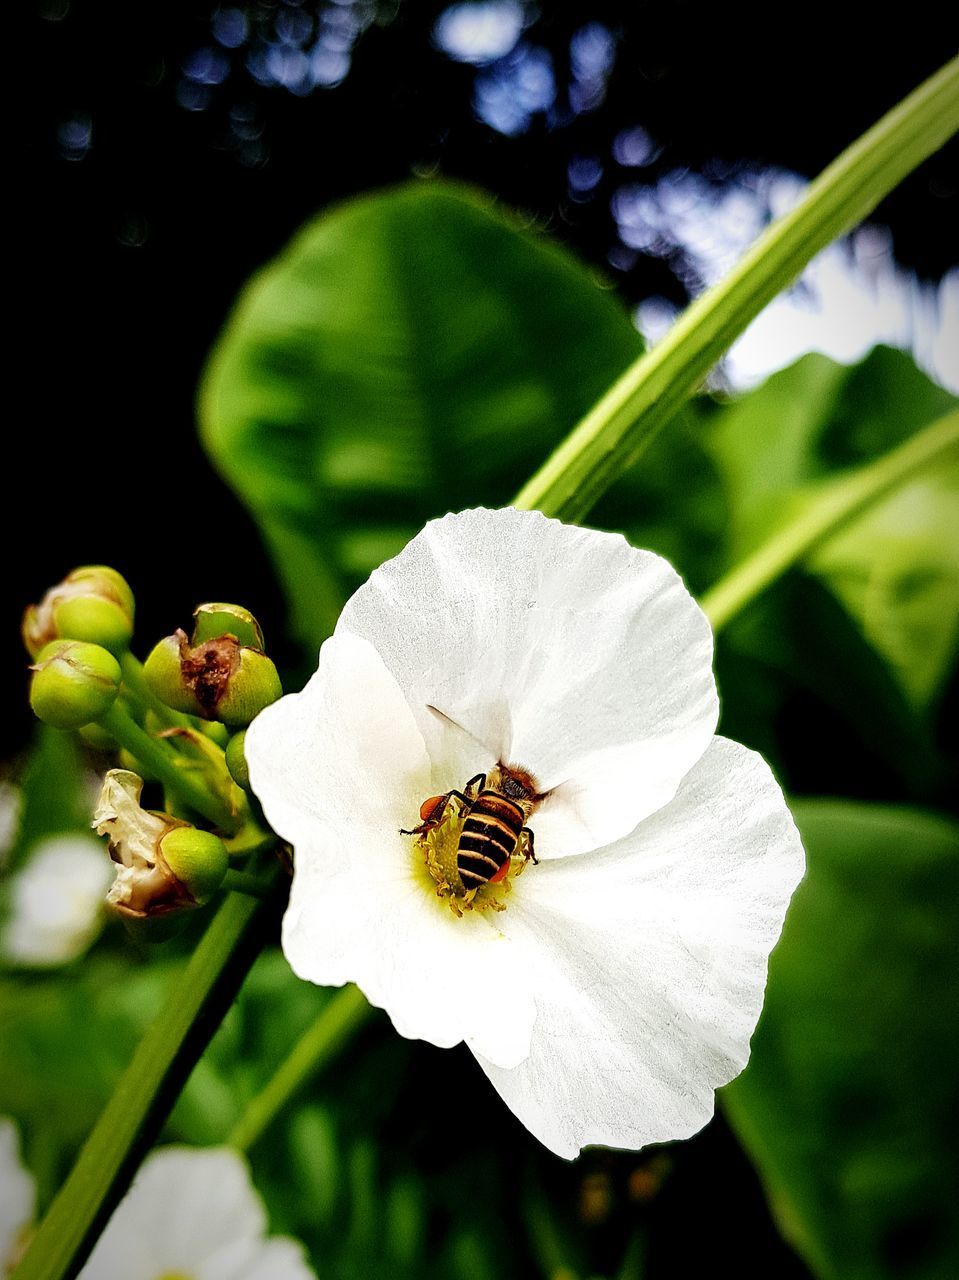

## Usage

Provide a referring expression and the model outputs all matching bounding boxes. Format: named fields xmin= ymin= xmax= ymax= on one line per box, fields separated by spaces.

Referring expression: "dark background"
xmin=9 ymin=1 xmax=958 ymax=755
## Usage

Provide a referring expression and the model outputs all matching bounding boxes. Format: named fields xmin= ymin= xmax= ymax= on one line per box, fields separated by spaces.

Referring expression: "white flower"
xmin=1 ymin=836 xmax=112 ymax=968
xmin=78 ymin=1146 xmax=316 ymax=1280
xmin=247 ymin=507 xmax=805 ymax=1158
xmin=0 ymin=1117 xmax=34 ymax=1272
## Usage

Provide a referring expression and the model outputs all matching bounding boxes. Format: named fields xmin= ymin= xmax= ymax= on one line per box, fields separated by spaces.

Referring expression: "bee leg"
xmin=464 ymin=773 xmax=487 ymax=799
xmin=401 ymin=791 xmax=460 ymax=835
xmin=522 ymin=828 xmax=539 ymax=865
xmin=400 ymin=820 xmax=435 ymax=835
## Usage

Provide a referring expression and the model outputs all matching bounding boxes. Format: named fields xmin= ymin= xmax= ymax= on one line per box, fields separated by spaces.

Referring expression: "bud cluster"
xmin=22 ymin=568 xmax=282 ymax=937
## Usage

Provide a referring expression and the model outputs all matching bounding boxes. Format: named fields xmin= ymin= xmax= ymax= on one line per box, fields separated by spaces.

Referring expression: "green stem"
xmin=228 ymin=985 xmax=371 ymax=1153
xmin=98 ymin=703 xmax=238 ymax=833
xmin=119 ymin=652 xmax=192 ymax=729
xmin=223 ymin=868 xmax=276 ymax=899
xmin=514 ymin=54 xmax=959 ymax=522
xmin=700 ymin=409 xmax=959 ymax=633
xmin=13 ymin=884 xmax=282 ymax=1280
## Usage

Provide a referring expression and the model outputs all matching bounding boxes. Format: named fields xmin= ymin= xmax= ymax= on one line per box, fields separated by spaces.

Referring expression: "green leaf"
xmin=724 ymin=800 xmax=959 ymax=1280
xmin=704 ymin=348 xmax=959 ymax=710
xmin=6 ymin=727 xmax=92 ymax=873
xmin=199 ymin=180 xmax=643 ymax=649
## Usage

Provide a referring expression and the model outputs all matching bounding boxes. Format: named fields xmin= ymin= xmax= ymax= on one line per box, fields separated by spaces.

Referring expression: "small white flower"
xmin=247 ymin=508 xmax=805 ymax=1158
xmin=1 ymin=836 xmax=112 ymax=968
xmin=78 ymin=1146 xmax=316 ymax=1280
xmin=0 ymin=1117 xmax=35 ymax=1272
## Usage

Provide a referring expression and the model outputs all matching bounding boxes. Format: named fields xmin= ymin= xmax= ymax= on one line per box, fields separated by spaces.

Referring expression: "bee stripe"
xmin=462 ymin=818 xmax=516 ymax=858
xmin=476 ymin=793 xmax=524 ymax=823
xmin=458 ymin=832 xmax=510 ymax=885
xmin=458 ymin=865 xmax=488 ymax=884
xmin=458 ymin=836 xmax=507 ymax=866
xmin=464 ymin=812 xmax=519 ymax=840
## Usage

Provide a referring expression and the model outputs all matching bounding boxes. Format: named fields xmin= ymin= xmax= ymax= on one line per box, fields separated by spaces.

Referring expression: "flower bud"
xmin=22 ymin=566 xmax=134 ymax=658
xmin=144 ymin=630 xmax=282 ymax=728
xmin=225 ymin=729 xmax=250 ymax=790
xmin=192 ymin=602 xmax=265 ymax=651
xmin=158 ymin=827 xmax=229 ymax=906
xmin=94 ymin=770 xmax=228 ymax=921
xmin=29 ymin=641 xmax=122 ymax=729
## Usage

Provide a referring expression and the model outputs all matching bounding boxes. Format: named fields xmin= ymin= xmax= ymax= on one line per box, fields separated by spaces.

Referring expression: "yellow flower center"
xmin=408 ymin=789 xmax=534 ymax=918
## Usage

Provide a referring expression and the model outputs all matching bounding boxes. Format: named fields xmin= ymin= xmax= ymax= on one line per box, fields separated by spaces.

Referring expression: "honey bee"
xmin=402 ymin=763 xmax=543 ymax=888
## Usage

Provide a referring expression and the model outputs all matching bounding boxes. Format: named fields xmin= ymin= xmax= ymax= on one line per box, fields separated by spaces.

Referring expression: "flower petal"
xmin=246 ymin=632 xmax=432 ymax=841
xmin=2 ymin=837 xmax=111 ymax=968
xmin=78 ymin=1148 xmax=270 ymax=1279
xmin=335 ymin=507 xmax=718 ymax=856
xmin=248 ymin=631 xmax=536 ymax=1069
xmin=474 ymin=737 xmax=805 ymax=1158
xmin=0 ymin=1118 xmax=34 ymax=1270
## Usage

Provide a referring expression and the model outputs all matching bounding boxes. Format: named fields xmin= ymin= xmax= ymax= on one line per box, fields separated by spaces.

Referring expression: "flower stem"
xmin=700 ymin=409 xmax=959 ymax=634
xmin=13 ymin=882 xmax=282 ymax=1280
xmin=513 ymin=54 xmax=959 ymax=523
xmin=98 ymin=703 xmax=239 ymax=833
xmin=228 ymin=984 xmax=371 ymax=1153
xmin=119 ymin=651 xmax=192 ymax=729
xmin=223 ymin=868 xmax=276 ymax=898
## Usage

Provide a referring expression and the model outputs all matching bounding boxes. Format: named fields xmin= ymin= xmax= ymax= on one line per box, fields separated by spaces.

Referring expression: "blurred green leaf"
xmin=6 ymin=728 xmax=92 ymax=873
xmin=0 ymin=956 xmax=174 ymax=1207
xmin=199 ymin=180 xmax=643 ymax=648
xmin=724 ymin=800 xmax=959 ymax=1280
xmin=716 ymin=576 xmax=945 ymax=800
xmin=811 ymin=469 xmax=959 ymax=707
xmin=703 ymin=348 xmax=958 ymax=710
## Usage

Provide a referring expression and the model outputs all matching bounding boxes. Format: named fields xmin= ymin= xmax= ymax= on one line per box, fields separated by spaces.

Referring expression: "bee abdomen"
xmin=457 ymin=793 xmax=522 ymax=886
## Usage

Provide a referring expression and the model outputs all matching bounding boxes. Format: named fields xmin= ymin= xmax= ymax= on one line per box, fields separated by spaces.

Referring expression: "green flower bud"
xmin=200 ymin=720 xmax=230 ymax=748
xmin=192 ymin=603 xmax=265 ymax=651
xmin=29 ymin=641 xmax=122 ymax=729
xmin=23 ymin=566 xmax=134 ymax=658
xmin=225 ymin=729 xmax=250 ymax=790
xmin=158 ymin=827 xmax=228 ymax=906
xmin=217 ymin=648 xmax=283 ymax=726
xmin=144 ymin=630 xmax=282 ymax=727
xmin=94 ymin=770 xmax=227 ymax=923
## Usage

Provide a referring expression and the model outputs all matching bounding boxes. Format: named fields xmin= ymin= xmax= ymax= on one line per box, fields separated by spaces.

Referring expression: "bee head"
xmin=491 ymin=762 xmax=542 ymax=804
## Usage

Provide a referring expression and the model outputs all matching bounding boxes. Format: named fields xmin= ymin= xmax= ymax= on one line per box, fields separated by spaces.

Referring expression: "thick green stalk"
xmin=98 ymin=703 xmax=239 ymax=833
xmin=514 ymin=55 xmax=959 ymax=522
xmin=14 ymin=884 xmax=281 ymax=1280
xmin=228 ymin=984 xmax=371 ymax=1153
xmin=700 ymin=410 xmax=959 ymax=633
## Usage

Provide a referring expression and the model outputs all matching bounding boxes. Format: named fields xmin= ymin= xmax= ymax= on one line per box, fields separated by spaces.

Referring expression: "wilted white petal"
xmin=78 ymin=1147 xmax=315 ymax=1280
xmin=475 ymin=738 xmax=805 ymax=1158
xmin=0 ymin=1118 xmax=34 ymax=1271
xmin=93 ymin=770 xmax=167 ymax=869
xmin=249 ymin=632 xmax=537 ymax=1068
xmin=336 ymin=508 xmax=718 ymax=856
xmin=2 ymin=837 xmax=112 ymax=967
